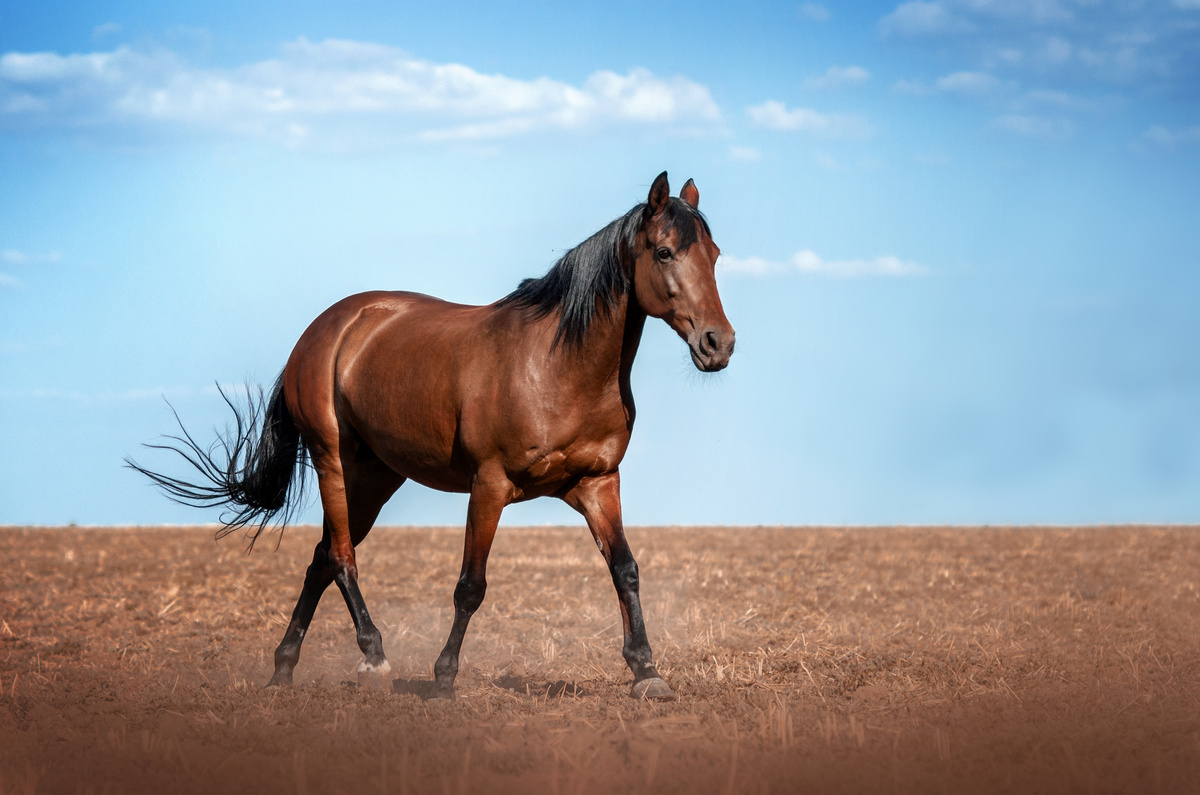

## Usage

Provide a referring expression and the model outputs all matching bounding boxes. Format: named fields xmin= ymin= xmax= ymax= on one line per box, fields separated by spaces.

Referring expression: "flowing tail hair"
xmin=125 ymin=373 xmax=309 ymax=548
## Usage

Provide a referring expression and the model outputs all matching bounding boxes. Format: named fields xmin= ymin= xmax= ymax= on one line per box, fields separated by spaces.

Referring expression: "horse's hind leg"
xmin=267 ymin=442 xmax=402 ymax=688
xmin=563 ymin=472 xmax=674 ymax=700
xmin=267 ymin=522 xmax=336 ymax=687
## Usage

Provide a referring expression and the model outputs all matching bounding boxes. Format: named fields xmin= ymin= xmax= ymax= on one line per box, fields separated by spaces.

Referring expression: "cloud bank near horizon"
xmin=720 ymin=250 xmax=929 ymax=278
xmin=0 ymin=38 xmax=723 ymax=146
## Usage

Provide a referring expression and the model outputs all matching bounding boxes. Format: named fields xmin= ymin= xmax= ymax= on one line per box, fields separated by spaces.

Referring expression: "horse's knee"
xmin=453 ymin=575 xmax=487 ymax=614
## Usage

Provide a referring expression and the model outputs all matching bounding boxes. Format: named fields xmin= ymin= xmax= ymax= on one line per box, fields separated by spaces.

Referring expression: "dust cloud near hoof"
xmin=494 ymin=673 xmax=584 ymax=698
xmin=391 ymin=678 xmax=455 ymax=700
xmin=356 ymin=668 xmax=391 ymax=691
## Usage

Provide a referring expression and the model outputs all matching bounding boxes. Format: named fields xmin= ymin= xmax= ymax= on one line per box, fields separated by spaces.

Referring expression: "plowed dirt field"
xmin=2 ymin=525 xmax=1198 ymax=794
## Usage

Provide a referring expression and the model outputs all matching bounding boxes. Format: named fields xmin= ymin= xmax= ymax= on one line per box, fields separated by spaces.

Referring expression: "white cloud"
xmin=881 ymin=0 xmax=1075 ymax=36
xmin=804 ymin=65 xmax=871 ymax=91
xmin=0 ymin=39 xmax=722 ymax=145
xmin=0 ymin=273 xmax=19 ymax=288
xmin=792 ymin=250 xmax=929 ymax=277
xmin=720 ymin=250 xmax=929 ymax=277
xmin=92 ymin=23 xmax=122 ymax=41
xmin=1 ymin=249 xmax=61 ymax=265
xmin=879 ymin=2 xmax=976 ymax=37
xmin=1023 ymin=89 xmax=1119 ymax=114
xmin=1042 ymin=36 xmax=1072 ymax=64
xmin=730 ymin=145 xmax=761 ymax=161
xmin=982 ymin=0 xmax=1074 ymax=24
xmin=892 ymin=79 xmax=933 ymax=96
xmin=894 ymin=71 xmax=1004 ymax=98
xmin=992 ymin=114 xmax=1073 ymax=140
xmin=718 ymin=255 xmax=783 ymax=275
xmin=1026 ymin=89 xmax=1073 ymax=107
xmin=746 ymin=100 xmax=869 ymax=139
xmin=815 ymin=152 xmax=839 ymax=170
xmin=935 ymin=71 xmax=1000 ymax=94
xmin=880 ymin=1 xmax=1195 ymax=92
xmin=996 ymin=48 xmax=1024 ymax=65
xmin=1140 ymin=125 xmax=1200 ymax=148
xmin=799 ymin=4 xmax=831 ymax=22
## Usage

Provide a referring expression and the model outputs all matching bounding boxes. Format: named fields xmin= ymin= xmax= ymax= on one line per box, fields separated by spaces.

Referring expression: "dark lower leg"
xmin=335 ymin=566 xmax=388 ymax=671
xmin=563 ymin=473 xmax=667 ymax=691
xmin=610 ymin=550 xmax=660 ymax=682
xmin=431 ymin=479 xmax=505 ymax=696
xmin=433 ymin=575 xmax=487 ymax=692
xmin=268 ymin=544 xmax=335 ymax=686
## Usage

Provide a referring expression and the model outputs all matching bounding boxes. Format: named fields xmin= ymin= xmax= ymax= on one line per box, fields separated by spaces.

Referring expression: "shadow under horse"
xmin=130 ymin=172 xmax=735 ymax=700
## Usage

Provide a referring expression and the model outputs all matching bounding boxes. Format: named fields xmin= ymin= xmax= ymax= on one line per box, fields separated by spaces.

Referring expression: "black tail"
xmin=126 ymin=372 xmax=308 ymax=547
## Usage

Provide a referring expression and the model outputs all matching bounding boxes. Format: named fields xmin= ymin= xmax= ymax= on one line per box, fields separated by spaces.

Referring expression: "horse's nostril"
xmin=705 ymin=330 xmax=719 ymax=354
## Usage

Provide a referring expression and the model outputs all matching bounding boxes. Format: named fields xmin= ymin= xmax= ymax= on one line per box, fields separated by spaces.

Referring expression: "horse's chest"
xmin=505 ymin=410 xmax=630 ymax=492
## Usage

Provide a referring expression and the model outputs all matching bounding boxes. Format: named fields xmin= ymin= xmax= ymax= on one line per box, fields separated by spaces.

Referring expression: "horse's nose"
xmin=699 ymin=325 xmax=735 ymax=371
xmin=704 ymin=329 xmax=720 ymax=354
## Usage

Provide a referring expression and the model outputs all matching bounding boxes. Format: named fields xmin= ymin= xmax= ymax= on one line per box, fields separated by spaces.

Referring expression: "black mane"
xmin=500 ymin=198 xmax=711 ymax=348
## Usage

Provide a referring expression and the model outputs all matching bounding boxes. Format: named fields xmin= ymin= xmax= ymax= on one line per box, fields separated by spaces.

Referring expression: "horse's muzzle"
xmin=690 ymin=326 xmax=735 ymax=372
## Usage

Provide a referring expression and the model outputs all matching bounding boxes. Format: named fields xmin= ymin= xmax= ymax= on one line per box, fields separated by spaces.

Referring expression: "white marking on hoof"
xmin=357 ymin=659 xmax=392 ymax=675
xmin=357 ymin=659 xmax=392 ymax=690
xmin=630 ymin=677 xmax=675 ymax=701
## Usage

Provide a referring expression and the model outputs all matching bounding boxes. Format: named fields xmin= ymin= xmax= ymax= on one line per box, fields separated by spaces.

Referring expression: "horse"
xmin=130 ymin=172 xmax=735 ymax=700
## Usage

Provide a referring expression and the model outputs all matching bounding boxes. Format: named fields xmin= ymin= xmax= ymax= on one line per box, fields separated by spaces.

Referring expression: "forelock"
xmin=657 ymin=197 xmax=711 ymax=251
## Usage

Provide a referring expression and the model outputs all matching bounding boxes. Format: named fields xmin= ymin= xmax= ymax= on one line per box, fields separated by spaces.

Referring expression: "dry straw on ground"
xmin=1 ymin=525 xmax=1198 ymax=793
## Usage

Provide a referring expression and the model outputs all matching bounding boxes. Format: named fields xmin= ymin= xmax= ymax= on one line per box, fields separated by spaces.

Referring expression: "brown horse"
xmin=131 ymin=172 xmax=734 ymax=700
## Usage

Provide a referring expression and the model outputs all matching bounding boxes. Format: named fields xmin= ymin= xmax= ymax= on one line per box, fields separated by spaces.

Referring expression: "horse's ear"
xmin=647 ymin=171 xmax=670 ymax=215
xmin=680 ymin=178 xmax=699 ymax=208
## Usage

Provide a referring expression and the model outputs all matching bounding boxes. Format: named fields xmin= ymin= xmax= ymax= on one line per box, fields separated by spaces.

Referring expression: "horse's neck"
xmin=617 ymin=296 xmax=648 ymax=424
xmin=562 ymin=291 xmax=646 ymax=422
xmin=617 ymin=295 xmax=648 ymax=387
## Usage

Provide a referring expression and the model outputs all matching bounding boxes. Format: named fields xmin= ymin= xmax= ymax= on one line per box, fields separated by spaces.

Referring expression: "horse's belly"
xmin=345 ymin=400 xmax=472 ymax=493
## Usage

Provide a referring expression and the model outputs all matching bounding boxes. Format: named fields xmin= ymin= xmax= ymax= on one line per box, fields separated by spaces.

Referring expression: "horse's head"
xmin=632 ymin=172 xmax=735 ymax=372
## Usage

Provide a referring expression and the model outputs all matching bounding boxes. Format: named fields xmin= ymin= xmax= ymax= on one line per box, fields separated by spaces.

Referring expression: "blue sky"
xmin=2 ymin=0 xmax=1199 ymax=527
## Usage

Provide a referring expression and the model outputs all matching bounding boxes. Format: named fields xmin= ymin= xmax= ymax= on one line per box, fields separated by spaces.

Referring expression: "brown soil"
xmin=1 ymin=525 xmax=1198 ymax=794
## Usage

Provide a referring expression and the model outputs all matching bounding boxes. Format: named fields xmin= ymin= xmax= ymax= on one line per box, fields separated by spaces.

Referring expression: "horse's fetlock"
xmin=623 ymin=643 xmax=653 ymax=669
xmin=434 ymin=655 xmax=458 ymax=682
xmin=357 ymin=627 xmax=384 ymax=656
xmin=274 ymin=647 xmax=298 ymax=670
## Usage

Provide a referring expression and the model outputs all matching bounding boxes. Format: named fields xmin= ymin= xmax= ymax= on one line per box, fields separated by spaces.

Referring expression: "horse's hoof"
xmin=630 ymin=677 xmax=675 ymax=701
xmin=357 ymin=660 xmax=393 ymax=691
xmin=264 ymin=673 xmax=292 ymax=689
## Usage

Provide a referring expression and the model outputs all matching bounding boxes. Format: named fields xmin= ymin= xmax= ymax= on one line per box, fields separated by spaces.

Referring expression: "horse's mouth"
xmin=690 ymin=343 xmax=732 ymax=372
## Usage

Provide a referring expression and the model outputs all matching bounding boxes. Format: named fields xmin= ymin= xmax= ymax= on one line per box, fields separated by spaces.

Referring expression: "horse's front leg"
xmin=563 ymin=472 xmax=674 ymax=700
xmin=432 ymin=470 xmax=510 ymax=698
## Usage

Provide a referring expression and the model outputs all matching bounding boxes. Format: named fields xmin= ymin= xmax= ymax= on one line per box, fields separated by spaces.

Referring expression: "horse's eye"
xmin=656 ymin=247 xmax=672 ymax=261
